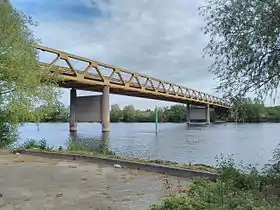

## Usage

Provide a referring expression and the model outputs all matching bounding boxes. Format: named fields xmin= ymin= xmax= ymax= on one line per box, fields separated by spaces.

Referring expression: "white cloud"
xmin=24 ymin=0 xmax=261 ymax=109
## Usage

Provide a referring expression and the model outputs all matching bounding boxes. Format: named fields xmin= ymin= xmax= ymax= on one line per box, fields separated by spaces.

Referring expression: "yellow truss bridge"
xmin=35 ymin=44 xmax=230 ymax=109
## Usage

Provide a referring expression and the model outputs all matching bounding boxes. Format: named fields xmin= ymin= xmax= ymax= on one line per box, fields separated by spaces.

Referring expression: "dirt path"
xmin=0 ymin=152 xmax=191 ymax=210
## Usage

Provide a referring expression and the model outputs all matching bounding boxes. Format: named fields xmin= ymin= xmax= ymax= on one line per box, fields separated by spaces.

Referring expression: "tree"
xmin=200 ymin=0 xmax=280 ymax=99
xmin=110 ymin=104 xmax=123 ymax=122
xmin=36 ymin=102 xmax=69 ymax=122
xmin=122 ymin=105 xmax=136 ymax=122
xmin=228 ymin=97 xmax=270 ymax=122
xmin=0 ymin=2 xmax=59 ymax=146
xmin=166 ymin=105 xmax=186 ymax=122
xmin=48 ymin=101 xmax=69 ymax=122
xmin=135 ymin=109 xmax=154 ymax=122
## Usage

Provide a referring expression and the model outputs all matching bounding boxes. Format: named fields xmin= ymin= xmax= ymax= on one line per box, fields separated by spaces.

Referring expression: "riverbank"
xmin=14 ymin=149 xmax=217 ymax=180
xmin=0 ymin=152 xmax=191 ymax=209
xmin=15 ymin=138 xmax=217 ymax=177
xmin=4 ymin=134 xmax=280 ymax=209
xmin=6 ymin=146 xmax=280 ymax=209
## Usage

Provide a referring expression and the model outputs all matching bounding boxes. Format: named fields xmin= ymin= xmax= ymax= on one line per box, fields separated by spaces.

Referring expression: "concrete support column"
xmin=102 ymin=86 xmax=110 ymax=132
xmin=206 ymin=104 xmax=210 ymax=124
xmin=69 ymin=88 xmax=77 ymax=132
xmin=186 ymin=104 xmax=190 ymax=124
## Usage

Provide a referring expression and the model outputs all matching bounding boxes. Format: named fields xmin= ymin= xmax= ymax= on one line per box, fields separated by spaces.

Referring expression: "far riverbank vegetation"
xmin=26 ymin=98 xmax=280 ymax=124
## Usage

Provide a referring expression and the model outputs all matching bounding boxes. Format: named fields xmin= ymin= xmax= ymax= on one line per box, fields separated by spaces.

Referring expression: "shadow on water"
xmin=67 ymin=131 xmax=114 ymax=155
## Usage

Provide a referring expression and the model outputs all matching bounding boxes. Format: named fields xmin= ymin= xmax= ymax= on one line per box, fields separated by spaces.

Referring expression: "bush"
xmin=20 ymin=137 xmax=115 ymax=156
xmin=21 ymin=138 xmax=53 ymax=151
xmin=151 ymin=150 xmax=280 ymax=209
xmin=65 ymin=137 xmax=115 ymax=156
xmin=0 ymin=111 xmax=17 ymax=148
xmin=22 ymin=139 xmax=38 ymax=149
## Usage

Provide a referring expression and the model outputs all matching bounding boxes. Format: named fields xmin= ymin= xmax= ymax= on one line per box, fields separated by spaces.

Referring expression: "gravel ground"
xmin=0 ymin=152 xmax=191 ymax=210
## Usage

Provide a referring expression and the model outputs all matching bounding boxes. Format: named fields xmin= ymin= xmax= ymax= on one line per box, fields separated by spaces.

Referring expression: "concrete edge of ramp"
xmin=15 ymin=150 xmax=218 ymax=180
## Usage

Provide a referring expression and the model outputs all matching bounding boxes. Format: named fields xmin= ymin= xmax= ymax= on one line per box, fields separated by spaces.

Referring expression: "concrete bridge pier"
xmin=69 ymin=86 xmax=110 ymax=133
xmin=205 ymin=104 xmax=210 ymax=124
xmin=101 ymin=86 xmax=110 ymax=133
xmin=70 ymin=88 xmax=77 ymax=132
xmin=186 ymin=104 xmax=191 ymax=124
xmin=186 ymin=104 xmax=211 ymax=125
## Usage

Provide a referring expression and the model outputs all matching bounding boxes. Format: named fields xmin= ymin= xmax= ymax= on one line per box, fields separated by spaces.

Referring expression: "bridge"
xmin=34 ymin=44 xmax=231 ymax=132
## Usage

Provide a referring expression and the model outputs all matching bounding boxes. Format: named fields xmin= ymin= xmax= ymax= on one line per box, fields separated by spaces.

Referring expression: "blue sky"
xmin=10 ymin=0 xmax=279 ymax=108
xmin=11 ymin=0 xmax=101 ymax=21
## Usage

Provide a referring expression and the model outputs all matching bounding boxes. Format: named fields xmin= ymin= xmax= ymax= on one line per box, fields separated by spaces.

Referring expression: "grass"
xmin=150 ymin=152 xmax=280 ymax=209
xmin=19 ymin=138 xmax=54 ymax=151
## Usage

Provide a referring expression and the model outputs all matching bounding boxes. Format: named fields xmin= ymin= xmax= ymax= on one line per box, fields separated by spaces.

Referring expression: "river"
xmin=18 ymin=122 xmax=280 ymax=168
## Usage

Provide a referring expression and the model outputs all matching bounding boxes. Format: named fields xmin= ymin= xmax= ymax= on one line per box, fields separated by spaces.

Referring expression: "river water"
xmin=18 ymin=123 xmax=280 ymax=167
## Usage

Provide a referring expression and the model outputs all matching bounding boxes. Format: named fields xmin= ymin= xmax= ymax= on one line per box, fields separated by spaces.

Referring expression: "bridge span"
xmin=34 ymin=44 xmax=230 ymax=132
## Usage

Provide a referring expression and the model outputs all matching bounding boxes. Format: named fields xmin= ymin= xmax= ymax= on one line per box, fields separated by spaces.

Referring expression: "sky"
xmin=10 ymin=0 xmax=277 ymax=109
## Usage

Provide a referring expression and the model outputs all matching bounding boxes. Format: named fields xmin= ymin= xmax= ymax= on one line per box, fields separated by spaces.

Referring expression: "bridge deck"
xmin=35 ymin=45 xmax=230 ymax=109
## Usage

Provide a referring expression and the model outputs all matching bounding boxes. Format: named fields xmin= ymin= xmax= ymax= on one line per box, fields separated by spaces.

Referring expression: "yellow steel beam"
xmin=33 ymin=44 xmax=231 ymax=108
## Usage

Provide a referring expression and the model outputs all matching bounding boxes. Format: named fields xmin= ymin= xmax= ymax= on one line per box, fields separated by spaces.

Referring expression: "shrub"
xmin=0 ymin=111 xmax=17 ymax=148
xmin=21 ymin=138 xmax=53 ymax=151
xmin=151 ymin=150 xmax=280 ymax=209
xmin=22 ymin=138 xmax=38 ymax=149
xmin=65 ymin=137 xmax=115 ymax=156
xmin=0 ymin=122 xmax=17 ymax=149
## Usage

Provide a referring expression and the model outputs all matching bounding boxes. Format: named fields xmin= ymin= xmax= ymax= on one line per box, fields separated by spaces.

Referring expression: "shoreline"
xmin=23 ymin=121 xmax=280 ymax=124
xmin=14 ymin=149 xmax=218 ymax=180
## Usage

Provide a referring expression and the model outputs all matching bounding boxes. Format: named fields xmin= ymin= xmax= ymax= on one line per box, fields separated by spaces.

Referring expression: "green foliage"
xmin=21 ymin=92 xmax=280 ymax=125
xmin=151 ymin=150 xmax=280 ymax=209
xmin=0 ymin=2 xmax=60 ymax=146
xmin=65 ymin=137 xmax=115 ymax=156
xmin=150 ymin=196 xmax=198 ymax=210
xmin=200 ymin=0 xmax=280 ymax=99
xmin=22 ymin=139 xmax=38 ymax=149
xmin=25 ymin=98 xmax=280 ymax=123
xmin=0 ymin=2 xmax=59 ymax=123
xmin=111 ymin=104 xmax=188 ymax=123
xmin=29 ymin=101 xmax=69 ymax=123
xmin=19 ymin=137 xmax=114 ymax=156
xmin=27 ymin=103 xmax=195 ymax=123
xmin=28 ymin=99 xmax=280 ymax=123
xmin=0 ymin=110 xmax=17 ymax=148
xmin=150 ymin=2 xmax=280 ymax=208
xmin=229 ymin=97 xmax=280 ymax=122
xmin=122 ymin=105 xmax=137 ymax=122
xmin=21 ymin=138 xmax=53 ymax=151
xmin=37 ymin=139 xmax=53 ymax=150
xmin=110 ymin=104 xmax=123 ymax=122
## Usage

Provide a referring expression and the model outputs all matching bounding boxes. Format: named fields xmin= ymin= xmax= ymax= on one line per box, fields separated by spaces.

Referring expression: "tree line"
xmin=28 ymin=102 xmax=217 ymax=123
xmin=110 ymin=104 xmax=189 ymax=123
xmin=28 ymin=103 xmax=189 ymax=123
xmin=27 ymin=99 xmax=280 ymax=123
xmin=228 ymin=97 xmax=280 ymax=123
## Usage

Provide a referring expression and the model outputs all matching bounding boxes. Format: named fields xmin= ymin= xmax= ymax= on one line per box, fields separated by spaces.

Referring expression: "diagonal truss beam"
xmin=33 ymin=44 xmax=231 ymax=108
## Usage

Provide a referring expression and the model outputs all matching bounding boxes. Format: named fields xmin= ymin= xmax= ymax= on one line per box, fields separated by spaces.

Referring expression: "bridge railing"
xmin=34 ymin=44 xmax=231 ymax=108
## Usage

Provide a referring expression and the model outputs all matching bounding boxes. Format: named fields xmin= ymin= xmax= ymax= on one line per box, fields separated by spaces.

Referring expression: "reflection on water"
xmin=18 ymin=122 xmax=280 ymax=167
